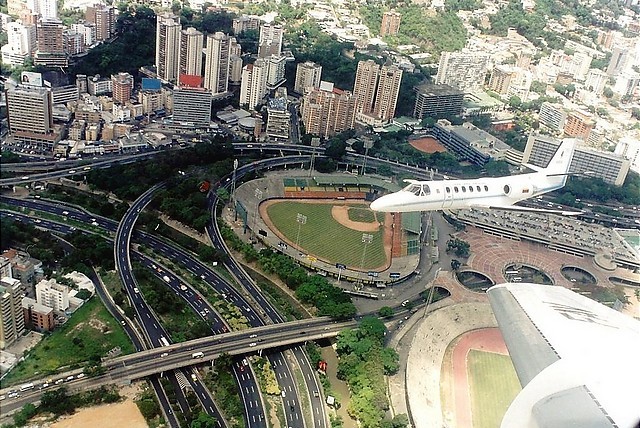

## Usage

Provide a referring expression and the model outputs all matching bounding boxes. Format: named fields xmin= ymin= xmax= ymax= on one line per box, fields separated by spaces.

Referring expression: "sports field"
xmin=264 ymin=200 xmax=389 ymax=270
xmin=467 ymin=349 xmax=521 ymax=428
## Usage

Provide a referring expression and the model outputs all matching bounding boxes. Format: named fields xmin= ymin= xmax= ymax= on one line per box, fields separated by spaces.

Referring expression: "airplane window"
xmin=454 ymin=186 xmax=459 ymax=193
xmin=424 ymin=185 xmax=430 ymax=195
xmin=476 ymin=186 xmax=481 ymax=192
xmin=446 ymin=187 xmax=451 ymax=193
xmin=403 ymin=184 xmax=422 ymax=196
xmin=469 ymin=186 xmax=473 ymax=192
xmin=462 ymin=186 xmax=467 ymax=192
xmin=484 ymin=185 xmax=488 ymax=191
xmin=504 ymin=184 xmax=510 ymax=194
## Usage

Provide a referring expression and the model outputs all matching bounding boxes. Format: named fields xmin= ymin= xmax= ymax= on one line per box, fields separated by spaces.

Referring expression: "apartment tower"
xmin=179 ymin=27 xmax=203 ymax=77
xmin=302 ymin=82 xmax=358 ymax=138
xmin=373 ymin=64 xmax=403 ymax=121
xmin=353 ymin=60 xmax=380 ymax=114
xmin=436 ymin=50 xmax=489 ymax=93
xmin=0 ymin=277 xmax=26 ymax=349
xmin=6 ymin=85 xmax=53 ymax=135
xmin=85 ymin=3 xmax=115 ymax=41
xmin=240 ymin=58 xmax=268 ymax=110
xmin=156 ymin=13 xmax=181 ymax=82
xmin=203 ymin=32 xmax=230 ymax=96
xmin=257 ymin=23 xmax=283 ymax=58
xmin=34 ymin=19 xmax=67 ymax=66
xmin=294 ymin=61 xmax=322 ymax=94
xmin=111 ymin=72 xmax=134 ymax=104
xmin=380 ymin=10 xmax=401 ymax=36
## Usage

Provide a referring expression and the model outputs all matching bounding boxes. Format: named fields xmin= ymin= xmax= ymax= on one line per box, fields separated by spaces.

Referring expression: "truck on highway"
xmin=192 ymin=352 xmax=204 ymax=359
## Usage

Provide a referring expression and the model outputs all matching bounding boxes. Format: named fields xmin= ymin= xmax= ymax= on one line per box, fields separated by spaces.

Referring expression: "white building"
xmin=1 ymin=21 xmax=36 ymax=66
xmin=584 ymin=69 xmax=608 ymax=95
xmin=35 ymin=278 xmax=70 ymax=311
xmin=240 ymin=58 xmax=268 ymax=110
xmin=266 ymin=54 xmax=286 ymax=88
xmin=538 ymin=102 xmax=567 ymax=133
xmin=204 ymin=32 xmax=230 ymax=96
xmin=70 ymin=22 xmax=96 ymax=47
xmin=258 ymin=23 xmax=283 ymax=58
xmin=615 ymin=135 xmax=640 ymax=174
xmin=436 ymin=50 xmax=489 ymax=93
xmin=294 ymin=61 xmax=322 ymax=94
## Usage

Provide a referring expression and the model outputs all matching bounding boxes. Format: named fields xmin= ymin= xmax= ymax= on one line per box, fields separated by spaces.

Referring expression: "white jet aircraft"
xmin=369 ymin=139 xmax=578 ymax=215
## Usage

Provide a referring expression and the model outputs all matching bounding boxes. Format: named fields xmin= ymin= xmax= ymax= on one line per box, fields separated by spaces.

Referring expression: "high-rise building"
xmin=488 ymin=65 xmax=516 ymax=95
xmin=85 ymin=3 xmax=114 ymax=41
xmin=436 ymin=50 xmax=489 ymax=93
xmin=22 ymin=297 xmax=54 ymax=332
xmin=111 ymin=72 xmax=134 ymax=104
xmin=523 ymin=135 xmax=630 ymax=185
xmin=294 ymin=61 xmax=322 ymax=94
xmin=607 ymin=47 xmax=630 ymax=76
xmin=353 ymin=60 xmax=380 ymax=114
xmin=380 ymin=10 xmax=401 ymax=36
xmin=0 ymin=277 xmax=26 ymax=349
xmin=180 ymin=27 xmax=203 ymax=77
xmin=301 ymin=82 xmax=358 ymax=138
xmin=203 ymin=32 xmax=230 ymax=96
xmin=240 ymin=58 xmax=268 ymax=110
xmin=232 ymin=15 xmax=260 ymax=34
xmin=155 ymin=13 xmax=181 ymax=82
xmin=258 ymin=23 xmax=283 ymax=58
xmin=266 ymin=54 xmax=286 ymax=88
xmin=172 ymin=86 xmax=212 ymax=126
xmin=538 ymin=102 xmax=567 ymax=132
xmin=34 ymin=18 xmax=67 ymax=67
xmin=564 ymin=110 xmax=594 ymax=141
xmin=6 ymin=85 xmax=53 ymax=135
xmin=612 ymin=70 xmax=640 ymax=97
xmin=373 ymin=64 xmax=402 ymax=122
xmin=27 ymin=0 xmax=57 ymax=19
xmin=229 ymin=55 xmax=243 ymax=85
xmin=614 ymin=135 xmax=640 ymax=175
xmin=412 ymin=83 xmax=464 ymax=119
xmin=1 ymin=21 xmax=36 ymax=66
xmin=266 ymin=95 xmax=291 ymax=140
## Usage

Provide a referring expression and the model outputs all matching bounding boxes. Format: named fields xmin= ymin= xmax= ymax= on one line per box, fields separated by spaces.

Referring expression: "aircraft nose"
xmin=370 ymin=195 xmax=395 ymax=212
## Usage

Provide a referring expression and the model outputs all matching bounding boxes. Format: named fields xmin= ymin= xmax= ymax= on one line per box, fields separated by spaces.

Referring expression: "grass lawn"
xmin=468 ymin=350 xmax=521 ymax=428
xmin=266 ymin=201 xmax=387 ymax=270
xmin=3 ymin=297 xmax=135 ymax=386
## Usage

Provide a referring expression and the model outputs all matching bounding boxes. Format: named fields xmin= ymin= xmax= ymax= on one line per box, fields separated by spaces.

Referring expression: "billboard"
xmin=20 ymin=71 xmax=43 ymax=87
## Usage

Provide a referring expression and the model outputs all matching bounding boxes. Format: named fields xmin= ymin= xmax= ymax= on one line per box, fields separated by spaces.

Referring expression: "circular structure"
xmin=504 ymin=263 xmax=553 ymax=285
xmin=561 ymin=266 xmax=597 ymax=284
xmin=455 ymin=270 xmax=494 ymax=292
xmin=238 ymin=117 xmax=258 ymax=132
xmin=594 ymin=252 xmax=617 ymax=271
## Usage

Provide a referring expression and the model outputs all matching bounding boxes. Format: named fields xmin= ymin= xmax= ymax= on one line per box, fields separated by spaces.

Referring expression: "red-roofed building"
xmin=179 ymin=74 xmax=203 ymax=88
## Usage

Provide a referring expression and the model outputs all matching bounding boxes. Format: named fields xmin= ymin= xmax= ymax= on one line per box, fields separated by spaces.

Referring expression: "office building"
xmin=373 ymin=64 xmax=403 ymax=122
xmin=612 ymin=70 xmax=640 ymax=97
xmin=380 ymin=10 xmax=401 ymax=36
xmin=430 ymin=120 xmax=494 ymax=165
xmin=111 ymin=72 xmax=134 ymax=104
xmin=27 ymin=0 xmax=57 ymax=19
xmin=301 ymin=82 xmax=358 ymax=138
xmin=353 ymin=60 xmax=380 ymax=114
xmin=564 ymin=110 xmax=594 ymax=141
xmin=266 ymin=95 xmax=290 ymax=140
xmin=413 ymin=83 xmax=464 ymax=119
xmin=34 ymin=18 xmax=67 ymax=67
xmin=22 ymin=297 xmax=54 ymax=332
xmin=156 ymin=13 xmax=181 ymax=82
xmin=240 ymin=58 xmax=268 ymax=110
xmin=203 ymin=32 xmax=230 ymax=96
xmin=35 ymin=278 xmax=69 ymax=311
xmin=523 ymin=135 xmax=630 ymax=185
xmin=6 ymin=85 xmax=53 ymax=135
xmin=538 ymin=102 xmax=567 ymax=132
xmin=179 ymin=27 xmax=203 ymax=77
xmin=172 ymin=86 xmax=212 ymax=127
xmin=85 ymin=3 xmax=114 ymax=41
xmin=258 ymin=23 xmax=283 ymax=58
xmin=0 ymin=258 xmax=12 ymax=279
xmin=436 ymin=50 xmax=489 ymax=93
xmin=0 ymin=277 xmax=26 ymax=349
xmin=1 ymin=21 xmax=36 ymax=66
xmin=607 ymin=47 xmax=631 ymax=76
xmin=294 ymin=61 xmax=322 ymax=94
xmin=50 ymin=85 xmax=79 ymax=104
xmin=266 ymin=54 xmax=286 ymax=88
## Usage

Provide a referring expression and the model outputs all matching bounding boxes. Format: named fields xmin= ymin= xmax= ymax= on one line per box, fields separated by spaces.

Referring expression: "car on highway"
xmin=62 ymin=211 xmax=69 ymax=215
xmin=249 ymin=342 xmax=257 ymax=347
xmin=133 ymin=287 xmax=139 ymax=293
xmin=68 ymin=170 xmax=76 ymax=174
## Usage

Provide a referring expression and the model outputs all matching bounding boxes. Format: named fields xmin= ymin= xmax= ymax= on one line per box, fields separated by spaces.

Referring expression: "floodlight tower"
xmin=361 ymin=139 xmax=374 ymax=175
xmin=309 ymin=137 xmax=320 ymax=177
xmin=358 ymin=233 xmax=373 ymax=288
xmin=295 ymin=213 xmax=307 ymax=251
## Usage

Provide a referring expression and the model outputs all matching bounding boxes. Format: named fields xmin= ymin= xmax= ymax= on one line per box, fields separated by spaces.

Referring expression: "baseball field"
xmin=263 ymin=199 xmax=391 ymax=270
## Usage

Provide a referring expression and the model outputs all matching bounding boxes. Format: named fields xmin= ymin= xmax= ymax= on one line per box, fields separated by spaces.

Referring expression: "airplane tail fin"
xmin=542 ymin=139 xmax=576 ymax=189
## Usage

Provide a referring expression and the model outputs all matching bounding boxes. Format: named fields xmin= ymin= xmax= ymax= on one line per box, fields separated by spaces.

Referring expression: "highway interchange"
xmin=1 ymin=143 xmax=637 ymax=427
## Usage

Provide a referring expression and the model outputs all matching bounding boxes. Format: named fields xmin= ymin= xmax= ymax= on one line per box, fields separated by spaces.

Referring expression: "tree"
xmin=603 ymin=87 xmax=614 ymax=98
xmin=378 ymin=306 xmax=394 ymax=318
xmin=451 ymin=259 xmax=461 ymax=270
xmin=190 ymin=412 xmax=217 ymax=428
xmin=631 ymin=107 xmax=640 ymax=120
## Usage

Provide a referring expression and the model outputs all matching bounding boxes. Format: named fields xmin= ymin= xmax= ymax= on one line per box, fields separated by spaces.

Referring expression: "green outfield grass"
xmin=266 ymin=201 xmax=387 ymax=270
xmin=468 ymin=350 xmax=521 ymax=428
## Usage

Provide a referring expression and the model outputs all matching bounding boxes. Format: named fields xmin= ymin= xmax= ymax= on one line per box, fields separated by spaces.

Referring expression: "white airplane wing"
xmin=470 ymin=203 xmax=582 ymax=216
xmin=487 ymin=283 xmax=640 ymax=428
